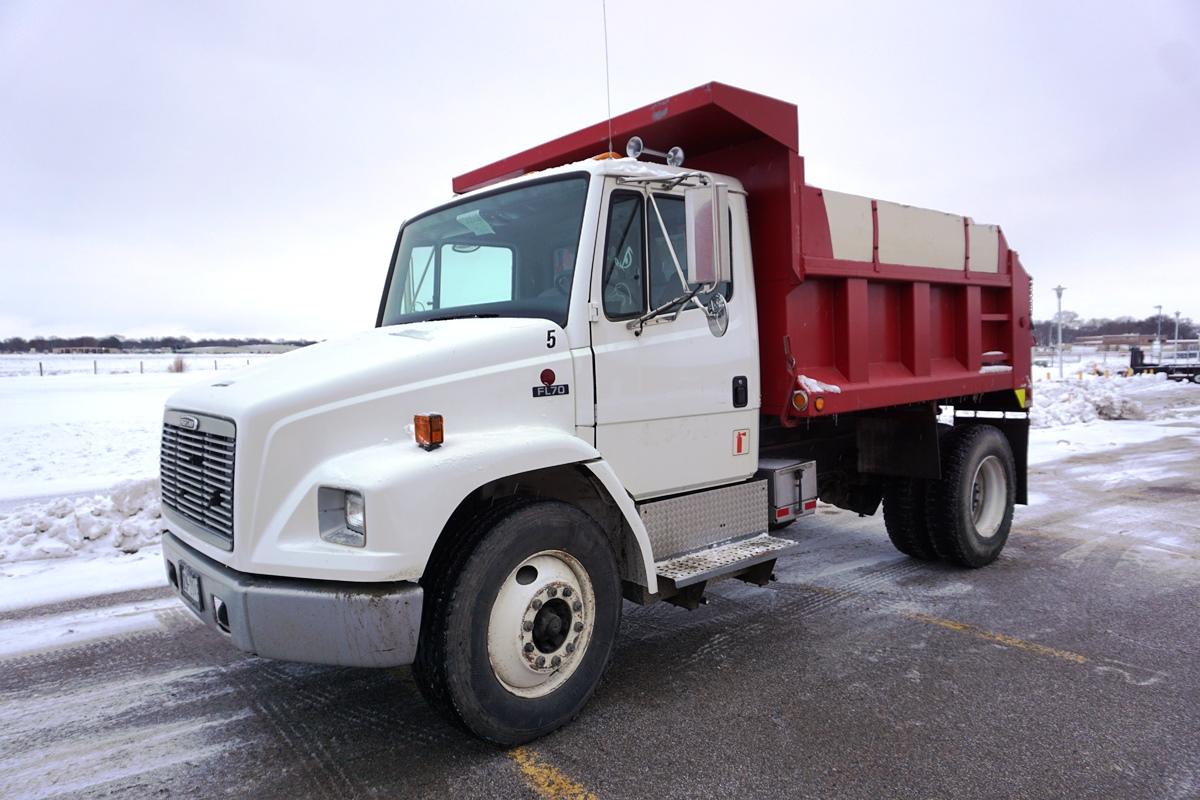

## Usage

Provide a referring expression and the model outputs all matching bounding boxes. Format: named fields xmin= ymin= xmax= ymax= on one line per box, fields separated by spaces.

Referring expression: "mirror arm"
xmin=646 ymin=192 xmax=708 ymax=312
xmin=625 ymin=285 xmax=703 ymax=336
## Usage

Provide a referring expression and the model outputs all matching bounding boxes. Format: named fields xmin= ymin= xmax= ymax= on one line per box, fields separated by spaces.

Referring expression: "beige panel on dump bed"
xmin=876 ymin=201 xmax=964 ymax=270
xmin=967 ymin=222 xmax=1000 ymax=273
xmin=823 ymin=190 xmax=874 ymax=262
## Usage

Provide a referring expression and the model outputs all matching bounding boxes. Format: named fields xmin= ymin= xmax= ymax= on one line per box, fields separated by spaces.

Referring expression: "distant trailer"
xmin=1130 ymin=346 xmax=1200 ymax=383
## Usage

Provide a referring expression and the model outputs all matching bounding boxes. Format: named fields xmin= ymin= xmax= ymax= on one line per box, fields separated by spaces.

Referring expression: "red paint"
xmin=540 ymin=369 xmax=555 ymax=386
xmin=453 ymin=82 xmax=1034 ymax=420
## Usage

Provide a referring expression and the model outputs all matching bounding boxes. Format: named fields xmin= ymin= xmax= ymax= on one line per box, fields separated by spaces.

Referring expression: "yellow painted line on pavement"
xmin=906 ymin=612 xmax=1088 ymax=664
xmin=509 ymin=746 xmax=597 ymax=800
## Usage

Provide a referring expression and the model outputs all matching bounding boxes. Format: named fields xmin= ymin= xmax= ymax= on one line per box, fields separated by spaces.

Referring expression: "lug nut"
xmin=523 ymin=621 xmax=533 ymax=631
xmin=524 ymin=642 xmax=534 ymax=653
xmin=547 ymin=587 xmax=557 ymax=597
xmin=551 ymin=656 xmax=561 ymax=667
xmin=562 ymin=586 xmax=573 ymax=597
xmin=535 ymin=656 xmax=546 ymax=668
xmin=532 ymin=599 xmax=542 ymax=610
xmin=572 ymin=601 xmax=582 ymax=612
xmin=574 ymin=621 xmax=584 ymax=632
xmin=566 ymin=642 xmax=575 ymax=654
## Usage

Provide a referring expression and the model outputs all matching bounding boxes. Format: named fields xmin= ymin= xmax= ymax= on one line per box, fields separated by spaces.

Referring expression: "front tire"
xmin=926 ymin=425 xmax=1016 ymax=568
xmin=413 ymin=500 xmax=622 ymax=745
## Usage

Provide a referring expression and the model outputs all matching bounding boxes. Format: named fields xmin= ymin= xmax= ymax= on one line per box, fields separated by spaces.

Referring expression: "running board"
xmin=655 ymin=533 xmax=798 ymax=589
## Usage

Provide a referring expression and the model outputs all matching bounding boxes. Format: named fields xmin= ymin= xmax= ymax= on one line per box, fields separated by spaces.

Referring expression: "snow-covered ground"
xmin=0 ymin=364 xmax=1197 ymax=628
xmin=0 ymin=352 xmax=274 ymax=377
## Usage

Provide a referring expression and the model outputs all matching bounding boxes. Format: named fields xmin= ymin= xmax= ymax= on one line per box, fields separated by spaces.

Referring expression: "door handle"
xmin=732 ymin=376 xmax=748 ymax=408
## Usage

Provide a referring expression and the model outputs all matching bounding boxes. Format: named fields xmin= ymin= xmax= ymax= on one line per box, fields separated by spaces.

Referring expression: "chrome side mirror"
xmin=705 ymin=292 xmax=729 ymax=337
xmin=685 ymin=183 xmax=731 ymax=286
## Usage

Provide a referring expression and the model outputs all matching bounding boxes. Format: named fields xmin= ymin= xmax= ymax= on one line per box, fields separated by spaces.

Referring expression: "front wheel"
xmin=926 ymin=425 xmax=1016 ymax=568
xmin=413 ymin=500 xmax=622 ymax=745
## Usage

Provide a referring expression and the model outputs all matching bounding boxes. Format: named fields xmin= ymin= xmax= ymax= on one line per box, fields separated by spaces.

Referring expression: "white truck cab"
xmin=161 ymin=158 xmax=790 ymax=743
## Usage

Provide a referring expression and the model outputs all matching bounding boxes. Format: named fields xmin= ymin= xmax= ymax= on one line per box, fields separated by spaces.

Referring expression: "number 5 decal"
xmin=546 ymin=330 xmax=557 ymax=349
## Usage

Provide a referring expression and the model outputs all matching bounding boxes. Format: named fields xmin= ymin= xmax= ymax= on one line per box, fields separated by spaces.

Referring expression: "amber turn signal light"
xmin=414 ymin=413 xmax=444 ymax=451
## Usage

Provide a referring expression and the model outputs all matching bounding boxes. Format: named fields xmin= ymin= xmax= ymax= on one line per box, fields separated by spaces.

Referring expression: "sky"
xmin=2 ymin=1 xmax=1198 ymax=339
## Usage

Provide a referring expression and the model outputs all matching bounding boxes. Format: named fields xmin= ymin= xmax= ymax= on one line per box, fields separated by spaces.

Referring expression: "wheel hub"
xmin=970 ymin=455 xmax=1007 ymax=539
xmin=487 ymin=550 xmax=595 ymax=698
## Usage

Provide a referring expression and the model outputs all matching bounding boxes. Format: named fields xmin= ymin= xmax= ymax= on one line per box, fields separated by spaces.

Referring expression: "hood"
xmin=166 ymin=317 xmax=567 ymax=425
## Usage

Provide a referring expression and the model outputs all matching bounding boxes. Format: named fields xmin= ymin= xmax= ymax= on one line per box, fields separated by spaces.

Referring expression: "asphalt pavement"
xmin=2 ymin=423 xmax=1198 ymax=800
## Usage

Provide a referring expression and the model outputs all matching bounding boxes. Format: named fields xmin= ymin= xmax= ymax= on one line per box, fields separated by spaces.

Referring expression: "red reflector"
xmin=775 ymin=507 xmax=790 ymax=519
xmin=540 ymin=368 xmax=556 ymax=386
xmin=803 ymin=499 xmax=817 ymax=510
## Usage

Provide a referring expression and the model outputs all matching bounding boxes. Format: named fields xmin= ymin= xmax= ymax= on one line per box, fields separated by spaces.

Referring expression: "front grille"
xmin=160 ymin=415 xmax=236 ymax=546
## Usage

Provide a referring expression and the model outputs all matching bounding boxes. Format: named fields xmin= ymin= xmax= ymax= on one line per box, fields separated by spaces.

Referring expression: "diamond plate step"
xmin=654 ymin=533 xmax=798 ymax=588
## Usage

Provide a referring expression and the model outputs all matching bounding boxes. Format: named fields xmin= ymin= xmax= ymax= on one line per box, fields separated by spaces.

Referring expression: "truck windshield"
xmin=379 ymin=175 xmax=589 ymax=328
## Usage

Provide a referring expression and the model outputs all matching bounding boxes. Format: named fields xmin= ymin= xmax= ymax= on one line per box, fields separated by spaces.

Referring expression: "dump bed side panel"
xmin=767 ymin=186 xmax=1034 ymax=420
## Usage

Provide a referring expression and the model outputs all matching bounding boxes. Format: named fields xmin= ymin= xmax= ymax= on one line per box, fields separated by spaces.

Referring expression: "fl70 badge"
xmin=532 ymin=368 xmax=570 ymax=398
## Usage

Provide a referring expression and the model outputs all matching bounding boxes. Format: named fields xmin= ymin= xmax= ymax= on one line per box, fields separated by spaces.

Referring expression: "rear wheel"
xmin=413 ymin=500 xmax=622 ymax=745
xmin=926 ymin=425 xmax=1016 ymax=568
xmin=882 ymin=478 xmax=938 ymax=560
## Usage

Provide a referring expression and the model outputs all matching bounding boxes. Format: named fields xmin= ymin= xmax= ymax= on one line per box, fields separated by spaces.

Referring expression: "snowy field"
xmin=0 ymin=352 xmax=275 ymax=377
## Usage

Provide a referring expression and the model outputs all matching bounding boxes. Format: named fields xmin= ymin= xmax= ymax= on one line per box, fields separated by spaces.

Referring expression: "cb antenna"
xmin=602 ymin=0 xmax=613 ymax=153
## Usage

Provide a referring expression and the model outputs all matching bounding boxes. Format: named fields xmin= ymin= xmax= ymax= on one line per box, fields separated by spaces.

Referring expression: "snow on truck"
xmin=161 ymin=82 xmax=1034 ymax=743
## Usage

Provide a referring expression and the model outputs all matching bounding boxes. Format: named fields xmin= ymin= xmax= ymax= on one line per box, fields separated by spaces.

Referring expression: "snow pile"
xmin=1030 ymin=375 xmax=1167 ymax=427
xmin=797 ymin=375 xmax=842 ymax=394
xmin=0 ymin=479 xmax=163 ymax=563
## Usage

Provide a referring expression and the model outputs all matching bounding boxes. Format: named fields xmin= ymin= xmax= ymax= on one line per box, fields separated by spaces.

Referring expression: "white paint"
xmin=588 ymin=183 xmax=761 ymax=499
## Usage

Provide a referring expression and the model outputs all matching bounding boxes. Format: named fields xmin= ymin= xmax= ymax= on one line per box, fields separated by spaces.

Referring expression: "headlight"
xmin=318 ymin=487 xmax=366 ymax=547
xmin=344 ymin=491 xmax=365 ymax=533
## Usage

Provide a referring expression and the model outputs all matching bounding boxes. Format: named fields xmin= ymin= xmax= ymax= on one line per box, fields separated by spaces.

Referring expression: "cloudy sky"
xmin=2 ymin=1 xmax=1198 ymax=339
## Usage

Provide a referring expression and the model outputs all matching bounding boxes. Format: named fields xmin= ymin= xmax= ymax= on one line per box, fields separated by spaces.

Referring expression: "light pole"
xmin=1154 ymin=304 xmax=1163 ymax=361
xmin=1175 ymin=311 xmax=1181 ymax=362
xmin=1054 ymin=285 xmax=1065 ymax=379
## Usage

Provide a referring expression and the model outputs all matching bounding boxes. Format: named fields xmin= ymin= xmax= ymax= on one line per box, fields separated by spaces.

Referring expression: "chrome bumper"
xmin=162 ymin=532 xmax=423 ymax=668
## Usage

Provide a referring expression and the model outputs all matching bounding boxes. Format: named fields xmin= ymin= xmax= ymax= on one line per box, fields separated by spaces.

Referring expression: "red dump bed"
xmin=454 ymin=82 xmax=1034 ymax=420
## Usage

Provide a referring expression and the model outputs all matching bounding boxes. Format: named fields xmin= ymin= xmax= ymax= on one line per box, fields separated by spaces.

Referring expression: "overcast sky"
xmin=2 ymin=1 xmax=1198 ymax=339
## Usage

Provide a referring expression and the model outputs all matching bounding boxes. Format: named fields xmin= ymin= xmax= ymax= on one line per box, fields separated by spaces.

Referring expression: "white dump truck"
xmin=162 ymin=83 xmax=1033 ymax=743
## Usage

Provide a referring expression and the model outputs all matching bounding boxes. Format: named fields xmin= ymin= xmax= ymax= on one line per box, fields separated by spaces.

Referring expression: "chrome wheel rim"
xmin=487 ymin=549 xmax=595 ymax=698
xmin=970 ymin=455 xmax=1007 ymax=539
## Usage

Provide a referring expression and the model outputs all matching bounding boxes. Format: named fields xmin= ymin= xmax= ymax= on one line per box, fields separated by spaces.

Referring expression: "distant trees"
xmin=0 ymin=335 xmax=315 ymax=353
xmin=1033 ymin=314 xmax=1197 ymax=345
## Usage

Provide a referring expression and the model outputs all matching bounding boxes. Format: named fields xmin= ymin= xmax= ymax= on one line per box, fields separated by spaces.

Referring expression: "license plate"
xmin=179 ymin=561 xmax=203 ymax=610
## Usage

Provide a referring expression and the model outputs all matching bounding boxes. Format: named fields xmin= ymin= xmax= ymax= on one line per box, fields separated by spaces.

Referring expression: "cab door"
xmin=589 ymin=180 xmax=759 ymax=500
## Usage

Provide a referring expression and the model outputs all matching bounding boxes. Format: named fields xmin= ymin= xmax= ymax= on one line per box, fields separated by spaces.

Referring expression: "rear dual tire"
xmin=882 ymin=424 xmax=1016 ymax=568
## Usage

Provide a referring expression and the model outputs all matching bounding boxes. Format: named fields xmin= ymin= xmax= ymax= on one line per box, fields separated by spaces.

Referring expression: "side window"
xmin=602 ymin=192 xmax=645 ymax=318
xmin=648 ymin=196 xmax=689 ymax=309
xmin=647 ymin=195 xmax=733 ymax=312
xmin=439 ymin=244 xmax=514 ymax=307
